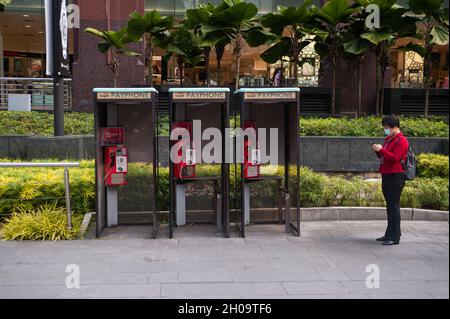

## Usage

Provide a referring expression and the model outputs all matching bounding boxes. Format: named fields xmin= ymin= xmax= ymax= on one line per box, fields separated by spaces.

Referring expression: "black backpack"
xmin=396 ymin=138 xmax=416 ymax=181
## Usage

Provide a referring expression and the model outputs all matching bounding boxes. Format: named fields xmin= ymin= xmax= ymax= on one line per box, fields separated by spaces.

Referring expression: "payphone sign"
xmin=96 ymin=91 xmax=152 ymax=101
xmin=172 ymin=91 xmax=226 ymax=101
xmin=243 ymin=91 xmax=296 ymax=101
xmin=101 ymin=127 xmax=125 ymax=146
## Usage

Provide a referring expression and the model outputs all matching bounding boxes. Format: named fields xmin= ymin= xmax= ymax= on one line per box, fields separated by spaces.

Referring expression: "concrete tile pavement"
xmin=0 ymin=221 xmax=448 ymax=299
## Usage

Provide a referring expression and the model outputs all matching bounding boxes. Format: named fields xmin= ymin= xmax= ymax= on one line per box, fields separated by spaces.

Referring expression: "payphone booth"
xmin=93 ymin=88 xmax=159 ymax=238
xmin=235 ymin=88 xmax=300 ymax=237
xmin=168 ymin=88 xmax=230 ymax=238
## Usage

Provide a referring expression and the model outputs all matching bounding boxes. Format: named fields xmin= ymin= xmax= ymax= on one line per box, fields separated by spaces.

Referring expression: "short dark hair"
xmin=382 ymin=114 xmax=400 ymax=128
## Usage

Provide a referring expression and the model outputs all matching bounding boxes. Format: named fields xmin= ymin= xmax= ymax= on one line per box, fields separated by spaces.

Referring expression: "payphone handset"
xmin=173 ymin=122 xmax=196 ymax=180
xmin=104 ymin=145 xmax=128 ymax=186
xmin=244 ymin=121 xmax=261 ymax=179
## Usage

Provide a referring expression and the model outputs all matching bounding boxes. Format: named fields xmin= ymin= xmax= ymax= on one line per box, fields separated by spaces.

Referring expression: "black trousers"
xmin=381 ymin=173 xmax=405 ymax=242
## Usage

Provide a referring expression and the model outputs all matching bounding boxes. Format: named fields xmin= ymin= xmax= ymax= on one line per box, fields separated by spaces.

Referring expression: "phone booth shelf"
xmin=234 ymin=87 xmax=301 ymax=238
xmin=168 ymin=87 xmax=231 ymax=239
xmin=93 ymin=88 xmax=159 ymax=239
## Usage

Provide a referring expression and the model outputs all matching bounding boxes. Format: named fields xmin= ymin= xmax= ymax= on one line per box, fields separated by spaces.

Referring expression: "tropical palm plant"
xmin=202 ymin=0 xmax=272 ymax=89
xmin=343 ymin=18 xmax=372 ymax=117
xmin=403 ymin=0 xmax=449 ymax=117
xmin=126 ymin=10 xmax=173 ymax=86
xmin=0 ymin=0 xmax=11 ymax=11
xmin=310 ymin=0 xmax=361 ymax=116
xmin=84 ymin=27 xmax=139 ymax=87
xmin=354 ymin=0 xmax=417 ymax=115
xmin=184 ymin=4 xmax=225 ymax=86
xmin=156 ymin=26 xmax=203 ymax=85
xmin=260 ymin=1 xmax=314 ymax=86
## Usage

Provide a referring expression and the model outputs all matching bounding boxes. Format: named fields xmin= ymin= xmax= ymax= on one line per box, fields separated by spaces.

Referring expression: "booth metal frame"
xmin=234 ymin=88 xmax=301 ymax=237
xmin=93 ymin=88 xmax=159 ymax=238
xmin=168 ymin=87 xmax=231 ymax=239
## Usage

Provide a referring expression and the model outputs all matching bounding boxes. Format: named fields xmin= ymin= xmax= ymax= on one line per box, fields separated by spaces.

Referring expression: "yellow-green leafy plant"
xmin=1 ymin=203 xmax=83 ymax=241
xmin=417 ymin=153 xmax=449 ymax=178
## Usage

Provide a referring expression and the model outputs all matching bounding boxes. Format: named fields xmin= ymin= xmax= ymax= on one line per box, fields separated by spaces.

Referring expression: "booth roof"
xmin=234 ymin=88 xmax=300 ymax=94
xmin=93 ymin=88 xmax=158 ymax=93
xmin=168 ymin=87 xmax=230 ymax=93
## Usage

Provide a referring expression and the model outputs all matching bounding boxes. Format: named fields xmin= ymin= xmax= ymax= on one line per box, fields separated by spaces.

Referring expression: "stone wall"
xmin=1 ymin=136 xmax=447 ymax=173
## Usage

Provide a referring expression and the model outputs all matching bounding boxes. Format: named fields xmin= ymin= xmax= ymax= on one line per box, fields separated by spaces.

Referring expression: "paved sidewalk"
xmin=0 ymin=221 xmax=448 ymax=299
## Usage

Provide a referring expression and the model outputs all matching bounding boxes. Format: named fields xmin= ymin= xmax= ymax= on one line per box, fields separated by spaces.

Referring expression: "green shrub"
xmin=1 ymin=112 xmax=448 ymax=137
xmin=416 ymin=153 xmax=449 ymax=178
xmin=0 ymin=160 xmax=95 ymax=216
xmin=299 ymin=116 xmax=449 ymax=137
xmin=0 ymin=111 xmax=93 ymax=136
xmin=403 ymin=177 xmax=449 ymax=211
xmin=0 ymin=203 xmax=83 ymax=240
xmin=0 ymin=160 xmax=448 ymax=214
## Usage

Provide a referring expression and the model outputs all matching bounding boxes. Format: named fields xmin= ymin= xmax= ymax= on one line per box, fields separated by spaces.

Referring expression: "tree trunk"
xmin=236 ymin=52 xmax=241 ymax=90
xmin=331 ymin=54 xmax=336 ymax=116
xmin=216 ymin=46 xmax=225 ymax=86
xmin=357 ymin=59 xmax=362 ymax=118
xmin=375 ymin=49 xmax=381 ymax=116
xmin=111 ymin=49 xmax=118 ymax=88
xmin=424 ymin=45 xmax=432 ymax=117
xmin=205 ymin=48 xmax=211 ymax=87
xmin=425 ymin=78 xmax=430 ymax=117
xmin=145 ymin=34 xmax=154 ymax=86
xmin=293 ymin=36 xmax=299 ymax=87
xmin=177 ymin=57 xmax=184 ymax=86
xmin=380 ymin=67 xmax=385 ymax=116
xmin=234 ymin=34 xmax=243 ymax=90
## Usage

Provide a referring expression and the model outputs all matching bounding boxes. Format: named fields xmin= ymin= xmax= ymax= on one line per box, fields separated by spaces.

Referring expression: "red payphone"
xmin=104 ymin=145 xmax=128 ymax=186
xmin=244 ymin=121 xmax=261 ymax=179
xmin=102 ymin=127 xmax=128 ymax=186
xmin=173 ymin=122 xmax=196 ymax=180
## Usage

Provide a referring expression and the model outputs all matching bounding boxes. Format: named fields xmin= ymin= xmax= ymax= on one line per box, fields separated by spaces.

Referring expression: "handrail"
xmin=0 ymin=77 xmax=72 ymax=81
xmin=0 ymin=77 xmax=72 ymax=110
xmin=0 ymin=162 xmax=79 ymax=168
xmin=0 ymin=162 xmax=80 ymax=230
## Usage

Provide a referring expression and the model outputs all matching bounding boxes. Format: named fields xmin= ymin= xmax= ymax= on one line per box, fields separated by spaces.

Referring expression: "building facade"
xmin=1 ymin=0 xmax=448 ymax=114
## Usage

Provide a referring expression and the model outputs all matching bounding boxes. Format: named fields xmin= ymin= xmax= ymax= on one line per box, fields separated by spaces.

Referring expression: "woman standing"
xmin=372 ymin=115 xmax=409 ymax=246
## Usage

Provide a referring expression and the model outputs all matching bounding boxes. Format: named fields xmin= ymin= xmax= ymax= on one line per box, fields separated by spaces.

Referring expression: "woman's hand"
xmin=372 ymin=144 xmax=383 ymax=152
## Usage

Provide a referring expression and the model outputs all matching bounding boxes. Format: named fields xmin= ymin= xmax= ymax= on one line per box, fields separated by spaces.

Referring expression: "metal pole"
xmin=54 ymin=75 xmax=65 ymax=136
xmin=64 ymin=167 xmax=72 ymax=230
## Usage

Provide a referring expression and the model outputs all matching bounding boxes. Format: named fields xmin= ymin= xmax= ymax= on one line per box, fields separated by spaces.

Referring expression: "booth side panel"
xmin=288 ymin=97 xmax=301 ymax=236
xmin=95 ymin=103 xmax=107 ymax=238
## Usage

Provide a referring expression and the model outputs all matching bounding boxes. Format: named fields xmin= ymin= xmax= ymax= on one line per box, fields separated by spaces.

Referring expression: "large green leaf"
xmin=314 ymin=41 xmax=330 ymax=59
xmin=343 ymin=38 xmax=371 ymax=55
xmin=312 ymin=0 xmax=359 ymax=25
xmin=431 ymin=24 xmax=449 ymax=45
xmin=84 ymin=27 xmax=106 ymax=39
xmin=143 ymin=10 xmax=162 ymax=27
xmin=356 ymin=0 xmax=397 ymax=13
xmin=97 ymin=41 xmax=111 ymax=53
xmin=361 ymin=31 xmax=394 ymax=45
xmin=127 ymin=16 xmax=145 ymax=38
xmin=309 ymin=28 xmax=329 ymax=42
xmin=261 ymin=12 xmax=289 ymax=34
xmin=186 ymin=8 xmax=210 ymax=26
xmin=245 ymin=28 xmax=276 ymax=47
xmin=217 ymin=2 xmax=258 ymax=27
xmin=397 ymin=42 xmax=426 ymax=57
xmin=260 ymin=38 xmax=292 ymax=64
xmin=408 ymin=0 xmax=443 ymax=16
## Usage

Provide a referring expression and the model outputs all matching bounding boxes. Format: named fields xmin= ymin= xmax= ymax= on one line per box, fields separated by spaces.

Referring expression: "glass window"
xmin=1 ymin=0 xmax=47 ymax=78
xmin=145 ymin=0 xmax=175 ymax=15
